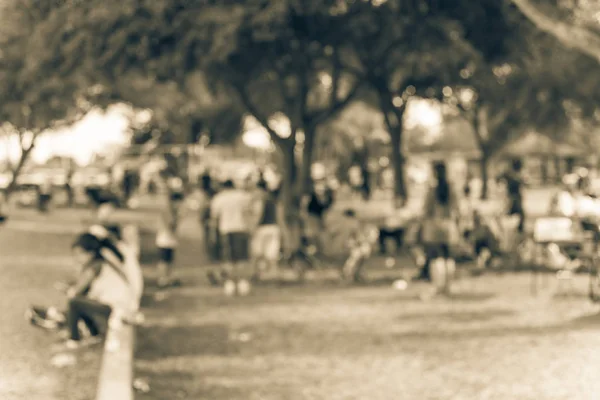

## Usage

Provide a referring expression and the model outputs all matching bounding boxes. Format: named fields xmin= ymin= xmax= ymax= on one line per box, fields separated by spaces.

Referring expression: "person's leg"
xmin=264 ymin=225 xmax=281 ymax=272
xmin=517 ymin=211 xmax=525 ymax=235
xmin=250 ymin=227 xmax=266 ymax=281
xmin=392 ymin=228 xmax=405 ymax=254
xmin=157 ymin=248 xmax=168 ymax=286
xmin=67 ymin=297 xmax=112 ymax=341
xmin=231 ymin=232 xmax=251 ymax=294
xmin=158 ymin=248 xmax=176 ymax=287
xmin=80 ymin=313 xmax=100 ymax=337
xmin=441 ymin=244 xmax=455 ymax=294
xmin=221 ymin=233 xmax=236 ymax=292
xmin=378 ymin=228 xmax=390 ymax=255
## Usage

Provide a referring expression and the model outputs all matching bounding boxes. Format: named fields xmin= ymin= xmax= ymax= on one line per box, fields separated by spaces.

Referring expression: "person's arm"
xmin=66 ymin=262 xmax=101 ymax=298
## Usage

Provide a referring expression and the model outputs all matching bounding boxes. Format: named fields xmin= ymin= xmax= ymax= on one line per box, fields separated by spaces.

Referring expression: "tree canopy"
xmin=6 ymin=0 xmax=600 ymax=202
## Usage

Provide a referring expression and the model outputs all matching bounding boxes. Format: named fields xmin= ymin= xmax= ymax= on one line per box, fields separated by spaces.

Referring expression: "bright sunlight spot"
xmin=242 ymin=112 xmax=294 ymax=150
xmin=1 ymin=105 xmax=132 ymax=166
xmin=405 ymin=98 xmax=443 ymax=145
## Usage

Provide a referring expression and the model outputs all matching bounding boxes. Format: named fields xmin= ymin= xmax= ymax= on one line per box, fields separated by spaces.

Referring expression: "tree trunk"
xmin=276 ymin=139 xmax=301 ymax=254
xmin=566 ymin=157 xmax=575 ymax=174
xmin=479 ymin=152 xmax=490 ymax=200
xmin=298 ymin=123 xmax=316 ymax=196
xmin=360 ymin=150 xmax=371 ymax=200
xmin=377 ymin=86 xmax=407 ymax=202
xmin=389 ymin=125 xmax=406 ymax=200
xmin=5 ymin=144 xmax=35 ymax=200
xmin=541 ymin=157 xmax=548 ymax=184
xmin=513 ymin=0 xmax=600 ymax=63
xmin=277 ymin=139 xmax=298 ymax=216
xmin=471 ymin=106 xmax=491 ymax=200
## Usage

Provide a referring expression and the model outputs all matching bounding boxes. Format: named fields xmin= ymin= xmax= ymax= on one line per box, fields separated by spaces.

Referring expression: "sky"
xmin=1 ymin=105 xmax=132 ymax=166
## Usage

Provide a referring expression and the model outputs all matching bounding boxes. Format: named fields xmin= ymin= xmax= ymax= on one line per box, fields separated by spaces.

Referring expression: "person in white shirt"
xmin=210 ymin=180 xmax=254 ymax=295
xmin=551 ymin=174 xmax=579 ymax=217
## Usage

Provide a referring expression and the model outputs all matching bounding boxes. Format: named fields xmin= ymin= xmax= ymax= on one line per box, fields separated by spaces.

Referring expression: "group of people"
xmin=197 ymin=172 xmax=287 ymax=294
xmin=400 ymin=159 xmax=530 ymax=293
xmin=187 ymin=159 xmax=532 ymax=296
xmin=172 ymin=167 xmax=349 ymax=294
xmin=24 ymin=156 xmax=554 ymax=347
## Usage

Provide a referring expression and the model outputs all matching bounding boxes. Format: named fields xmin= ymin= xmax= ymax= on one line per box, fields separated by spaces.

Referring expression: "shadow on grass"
xmin=445 ymin=292 xmax=497 ymax=302
xmin=136 ymin=323 xmax=234 ymax=361
xmin=139 ymin=230 xmax=205 ymax=266
xmin=570 ymin=311 xmax=600 ymax=326
xmin=399 ymin=308 xmax=516 ymax=323
xmin=390 ymin=316 xmax=600 ymax=342
xmin=134 ymin=370 xmax=196 ymax=400
xmin=134 ymin=369 xmax=253 ymax=400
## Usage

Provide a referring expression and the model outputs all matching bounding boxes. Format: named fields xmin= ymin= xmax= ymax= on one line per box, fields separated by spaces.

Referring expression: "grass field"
xmin=3 ymin=184 xmax=596 ymax=400
xmin=135 ymin=267 xmax=600 ymax=400
xmin=0 ymin=229 xmax=102 ymax=400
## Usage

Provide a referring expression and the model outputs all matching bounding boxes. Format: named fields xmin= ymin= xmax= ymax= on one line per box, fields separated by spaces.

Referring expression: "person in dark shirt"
xmin=306 ymin=181 xmax=334 ymax=222
xmin=38 ymin=179 xmax=53 ymax=213
xmin=302 ymin=180 xmax=334 ymax=247
xmin=499 ymin=159 xmax=525 ymax=233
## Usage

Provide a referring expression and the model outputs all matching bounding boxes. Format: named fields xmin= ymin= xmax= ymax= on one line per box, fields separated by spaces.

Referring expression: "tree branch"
xmin=231 ymin=80 xmax=287 ymax=149
xmin=298 ymin=69 xmax=309 ymax=128
xmin=272 ymin=65 xmax=296 ymax=114
xmin=513 ymin=0 xmax=600 ymax=63
xmin=310 ymin=79 xmax=364 ymax=126
xmin=5 ymin=131 xmax=36 ymax=198
xmin=329 ymin=47 xmax=341 ymax=113
xmin=489 ymin=107 xmax=511 ymax=129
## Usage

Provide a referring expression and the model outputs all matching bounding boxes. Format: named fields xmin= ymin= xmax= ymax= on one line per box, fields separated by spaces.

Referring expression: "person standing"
xmin=155 ymin=211 xmax=180 ymax=288
xmin=250 ymin=180 xmax=284 ymax=281
xmin=419 ymin=161 xmax=461 ymax=296
xmin=499 ymin=159 xmax=526 ymax=235
xmin=62 ymin=233 xmax=134 ymax=348
xmin=209 ymin=180 xmax=254 ymax=295
xmin=38 ymin=178 xmax=53 ymax=213
xmin=304 ymin=180 xmax=334 ymax=236
xmin=65 ymin=164 xmax=75 ymax=208
xmin=199 ymin=172 xmax=220 ymax=262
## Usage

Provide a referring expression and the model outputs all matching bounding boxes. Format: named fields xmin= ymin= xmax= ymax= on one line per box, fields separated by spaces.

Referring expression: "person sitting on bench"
xmin=62 ymin=232 xmax=135 ymax=348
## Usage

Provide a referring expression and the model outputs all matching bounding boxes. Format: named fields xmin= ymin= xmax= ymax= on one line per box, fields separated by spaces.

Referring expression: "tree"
xmin=513 ymin=0 xmax=600 ymax=62
xmin=434 ymin=4 xmax=600 ymax=198
xmin=201 ymin=2 xmax=369 ymax=207
xmin=0 ymin=0 xmax=90 ymax=197
xmin=19 ymin=0 xmax=369 ymax=212
xmin=319 ymin=100 xmax=386 ymax=189
xmin=321 ymin=0 xmax=528 ymax=201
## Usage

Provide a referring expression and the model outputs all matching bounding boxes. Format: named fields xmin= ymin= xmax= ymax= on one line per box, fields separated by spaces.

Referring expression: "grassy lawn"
xmin=136 ymin=269 xmax=600 ymax=400
xmin=4 ymin=213 xmax=600 ymax=400
xmin=0 ymin=229 xmax=102 ymax=400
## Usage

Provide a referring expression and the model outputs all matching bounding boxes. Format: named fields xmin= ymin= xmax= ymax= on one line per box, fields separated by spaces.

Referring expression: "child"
xmin=156 ymin=211 xmax=179 ymax=288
